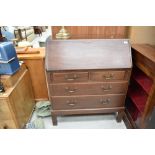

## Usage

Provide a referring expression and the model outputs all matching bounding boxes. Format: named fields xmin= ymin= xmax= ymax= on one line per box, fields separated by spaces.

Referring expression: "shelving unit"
xmin=125 ymin=44 xmax=155 ymax=128
xmin=126 ymin=68 xmax=152 ymax=124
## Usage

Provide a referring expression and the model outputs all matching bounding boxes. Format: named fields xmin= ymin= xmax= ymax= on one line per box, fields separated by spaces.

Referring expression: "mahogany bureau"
xmin=45 ymin=38 xmax=132 ymax=125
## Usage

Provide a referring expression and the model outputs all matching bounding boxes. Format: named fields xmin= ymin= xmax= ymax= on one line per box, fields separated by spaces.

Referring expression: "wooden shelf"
xmin=132 ymin=67 xmax=153 ymax=94
xmin=128 ymin=85 xmax=147 ymax=114
xmin=126 ymin=97 xmax=140 ymax=122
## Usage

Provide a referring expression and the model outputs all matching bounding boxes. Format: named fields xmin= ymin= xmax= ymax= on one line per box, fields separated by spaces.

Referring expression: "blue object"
xmin=0 ymin=42 xmax=20 ymax=75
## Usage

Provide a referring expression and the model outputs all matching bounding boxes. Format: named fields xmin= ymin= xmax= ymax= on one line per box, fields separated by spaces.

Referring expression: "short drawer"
xmin=51 ymin=94 xmax=126 ymax=110
xmin=51 ymin=72 xmax=88 ymax=83
xmin=50 ymin=82 xmax=128 ymax=96
xmin=90 ymin=70 xmax=125 ymax=81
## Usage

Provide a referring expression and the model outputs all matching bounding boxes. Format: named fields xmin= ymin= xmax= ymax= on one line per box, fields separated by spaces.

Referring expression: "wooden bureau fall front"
xmin=45 ymin=38 xmax=132 ymax=125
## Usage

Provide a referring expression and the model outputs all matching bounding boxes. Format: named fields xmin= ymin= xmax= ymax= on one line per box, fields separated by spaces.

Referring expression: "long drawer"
xmin=50 ymin=82 xmax=128 ymax=96
xmin=51 ymin=94 xmax=126 ymax=110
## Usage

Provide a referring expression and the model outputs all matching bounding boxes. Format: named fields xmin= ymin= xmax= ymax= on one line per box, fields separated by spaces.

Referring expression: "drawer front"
xmin=51 ymin=95 xmax=126 ymax=110
xmin=90 ymin=71 xmax=125 ymax=81
xmin=51 ymin=72 xmax=88 ymax=83
xmin=50 ymin=82 xmax=128 ymax=96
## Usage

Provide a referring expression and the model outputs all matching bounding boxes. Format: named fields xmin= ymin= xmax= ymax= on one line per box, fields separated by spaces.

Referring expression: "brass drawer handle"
xmin=103 ymin=74 xmax=114 ymax=80
xmin=66 ymin=100 xmax=77 ymax=106
xmin=65 ymin=74 xmax=79 ymax=81
xmin=68 ymin=103 xmax=76 ymax=106
xmin=101 ymin=85 xmax=112 ymax=91
xmin=65 ymin=87 xmax=77 ymax=93
xmin=100 ymin=98 xmax=111 ymax=104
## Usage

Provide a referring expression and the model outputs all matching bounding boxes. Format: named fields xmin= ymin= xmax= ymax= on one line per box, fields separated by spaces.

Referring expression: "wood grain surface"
xmin=50 ymin=82 xmax=128 ymax=96
xmin=0 ymin=64 xmax=35 ymax=128
xmin=51 ymin=94 xmax=126 ymax=110
xmin=46 ymin=38 xmax=132 ymax=71
xmin=52 ymin=26 xmax=128 ymax=39
xmin=46 ymin=39 xmax=132 ymax=125
xmin=18 ymin=48 xmax=49 ymax=101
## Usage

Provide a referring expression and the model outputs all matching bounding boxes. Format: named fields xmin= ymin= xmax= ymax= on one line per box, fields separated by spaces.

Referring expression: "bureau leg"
xmin=116 ymin=111 xmax=125 ymax=122
xmin=52 ymin=115 xmax=57 ymax=126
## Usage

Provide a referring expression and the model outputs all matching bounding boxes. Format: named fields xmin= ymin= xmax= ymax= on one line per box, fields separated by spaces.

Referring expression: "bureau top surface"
xmin=45 ymin=37 xmax=132 ymax=71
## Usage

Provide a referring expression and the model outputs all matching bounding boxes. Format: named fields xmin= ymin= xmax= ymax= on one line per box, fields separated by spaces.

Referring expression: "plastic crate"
xmin=0 ymin=42 xmax=20 ymax=75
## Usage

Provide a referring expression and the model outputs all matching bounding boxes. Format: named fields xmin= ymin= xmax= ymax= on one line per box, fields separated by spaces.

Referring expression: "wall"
xmin=51 ymin=26 xmax=155 ymax=45
xmin=52 ymin=26 xmax=128 ymax=39
xmin=129 ymin=26 xmax=155 ymax=45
